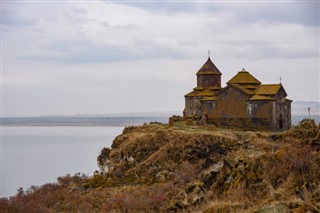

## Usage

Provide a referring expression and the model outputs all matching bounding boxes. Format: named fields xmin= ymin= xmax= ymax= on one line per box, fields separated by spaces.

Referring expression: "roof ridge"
xmin=196 ymin=57 xmax=222 ymax=75
xmin=216 ymin=84 xmax=253 ymax=96
xmin=227 ymin=70 xmax=261 ymax=85
xmin=250 ymin=94 xmax=275 ymax=101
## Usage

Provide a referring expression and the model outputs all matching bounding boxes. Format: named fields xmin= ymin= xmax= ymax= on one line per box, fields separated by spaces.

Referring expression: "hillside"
xmin=1 ymin=119 xmax=320 ymax=212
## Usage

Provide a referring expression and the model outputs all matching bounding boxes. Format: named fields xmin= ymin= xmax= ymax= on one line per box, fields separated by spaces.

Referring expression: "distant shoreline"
xmin=1 ymin=115 xmax=319 ymax=127
xmin=0 ymin=116 xmax=169 ymax=127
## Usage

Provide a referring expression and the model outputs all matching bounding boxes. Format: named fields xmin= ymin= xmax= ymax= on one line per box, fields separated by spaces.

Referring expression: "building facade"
xmin=184 ymin=57 xmax=292 ymax=130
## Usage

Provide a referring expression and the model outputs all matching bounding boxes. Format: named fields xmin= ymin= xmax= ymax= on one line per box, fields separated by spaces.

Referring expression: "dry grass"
xmin=2 ymin=120 xmax=319 ymax=212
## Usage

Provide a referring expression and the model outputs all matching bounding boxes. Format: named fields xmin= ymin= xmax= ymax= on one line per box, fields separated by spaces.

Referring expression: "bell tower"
xmin=196 ymin=55 xmax=222 ymax=88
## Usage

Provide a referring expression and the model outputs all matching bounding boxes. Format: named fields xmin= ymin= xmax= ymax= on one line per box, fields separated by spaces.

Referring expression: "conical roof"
xmin=196 ymin=57 xmax=222 ymax=75
xmin=227 ymin=68 xmax=261 ymax=85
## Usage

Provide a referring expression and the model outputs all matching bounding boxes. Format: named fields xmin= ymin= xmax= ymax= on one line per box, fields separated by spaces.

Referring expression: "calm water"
xmin=0 ymin=126 xmax=124 ymax=198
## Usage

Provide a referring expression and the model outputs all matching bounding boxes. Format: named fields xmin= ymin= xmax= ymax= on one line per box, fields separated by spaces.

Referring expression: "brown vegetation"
xmin=1 ymin=119 xmax=319 ymax=212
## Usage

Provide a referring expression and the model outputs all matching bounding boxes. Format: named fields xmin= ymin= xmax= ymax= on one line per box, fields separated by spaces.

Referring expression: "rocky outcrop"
xmin=1 ymin=119 xmax=319 ymax=212
xmin=95 ymin=119 xmax=320 ymax=212
xmin=97 ymin=124 xmax=239 ymax=181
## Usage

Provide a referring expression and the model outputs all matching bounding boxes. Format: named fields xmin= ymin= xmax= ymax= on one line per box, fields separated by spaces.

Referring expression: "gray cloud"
xmin=4 ymin=1 xmax=318 ymax=65
xmin=2 ymin=8 xmax=35 ymax=27
xmin=19 ymin=37 xmax=190 ymax=63
xmin=2 ymin=1 xmax=319 ymax=116
xmin=222 ymin=37 xmax=319 ymax=60
xmin=118 ymin=1 xmax=319 ymax=26
xmin=112 ymin=2 xmax=197 ymax=14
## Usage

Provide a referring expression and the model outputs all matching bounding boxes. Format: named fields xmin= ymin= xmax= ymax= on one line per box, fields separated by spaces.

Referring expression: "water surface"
xmin=1 ymin=126 xmax=123 ymax=198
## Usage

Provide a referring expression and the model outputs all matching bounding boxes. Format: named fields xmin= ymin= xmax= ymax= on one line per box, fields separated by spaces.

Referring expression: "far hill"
xmin=291 ymin=101 xmax=320 ymax=115
xmin=1 ymin=101 xmax=318 ymax=126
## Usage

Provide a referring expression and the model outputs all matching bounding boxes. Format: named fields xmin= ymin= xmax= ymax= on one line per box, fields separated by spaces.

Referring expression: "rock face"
xmin=98 ymin=124 xmax=239 ymax=181
xmin=1 ymin=119 xmax=319 ymax=212
xmin=96 ymin=119 xmax=320 ymax=212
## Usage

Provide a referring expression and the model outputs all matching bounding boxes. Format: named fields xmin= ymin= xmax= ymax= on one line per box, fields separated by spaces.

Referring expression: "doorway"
xmin=279 ymin=115 xmax=283 ymax=129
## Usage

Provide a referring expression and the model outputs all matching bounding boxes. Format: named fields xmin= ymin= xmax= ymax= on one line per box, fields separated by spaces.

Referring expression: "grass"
xmin=1 ymin=119 xmax=319 ymax=212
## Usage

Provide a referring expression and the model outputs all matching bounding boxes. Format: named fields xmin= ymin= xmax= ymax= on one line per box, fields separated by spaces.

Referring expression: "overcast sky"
xmin=2 ymin=1 xmax=319 ymax=116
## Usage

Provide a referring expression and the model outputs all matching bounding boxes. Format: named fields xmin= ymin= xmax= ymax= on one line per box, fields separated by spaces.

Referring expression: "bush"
xmin=264 ymin=145 xmax=319 ymax=189
xmin=290 ymin=119 xmax=318 ymax=141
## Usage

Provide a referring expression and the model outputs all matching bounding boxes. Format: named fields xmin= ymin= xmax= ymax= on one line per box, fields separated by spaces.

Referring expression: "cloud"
xmin=119 ymin=1 xmax=319 ymax=27
xmin=18 ymin=36 xmax=190 ymax=63
xmin=220 ymin=22 xmax=319 ymax=60
xmin=2 ymin=1 xmax=319 ymax=116
xmin=3 ymin=1 xmax=318 ymax=65
xmin=2 ymin=7 xmax=35 ymax=27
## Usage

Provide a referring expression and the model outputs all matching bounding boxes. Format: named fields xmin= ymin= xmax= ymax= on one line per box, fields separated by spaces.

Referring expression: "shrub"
xmin=264 ymin=145 xmax=319 ymax=189
xmin=290 ymin=119 xmax=318 ymax=141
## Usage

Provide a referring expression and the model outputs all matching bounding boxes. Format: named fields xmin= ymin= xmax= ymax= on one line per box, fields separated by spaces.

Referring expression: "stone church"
xmin=184 ymin=57 xmax=292 ymax=130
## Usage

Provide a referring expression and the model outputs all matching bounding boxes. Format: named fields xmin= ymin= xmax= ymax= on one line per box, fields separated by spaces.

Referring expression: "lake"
xmin=1 ymin=126 xmax=124 ymax=198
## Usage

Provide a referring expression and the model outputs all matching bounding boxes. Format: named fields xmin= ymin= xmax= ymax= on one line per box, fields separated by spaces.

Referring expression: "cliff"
xmin=1 ymin=119 xmax=319 ymax=212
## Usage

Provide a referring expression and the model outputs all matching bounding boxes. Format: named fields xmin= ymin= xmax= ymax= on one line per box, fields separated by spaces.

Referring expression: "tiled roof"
xmin=185 ymin=89 xmax=215 ymax=97
xmin=193 ymin=86 xmax=204 ymax=91
xmin=250 ymin=95 xmax=275 ymax=101
xmin=196 ymin=89 xmax=215 ymax=97
xmin=245 ymin=85 xmax=258 ymax=89
xmin=216 ymin=84 xmax=253 ymax=97
xmin=232 ymin=84 xmax=255 ymax=95
xmin=227 ymin=69 xmax=261 ymax=85
xmin=255 ymin=84 xmax=281 ymax=95
xmin=209 ymin=86 xmax=222 ymax=90
xmin=185 ymin=91 xmax=197 ymax=97
xmin=196 ymin=57 xmax=222 ymax=75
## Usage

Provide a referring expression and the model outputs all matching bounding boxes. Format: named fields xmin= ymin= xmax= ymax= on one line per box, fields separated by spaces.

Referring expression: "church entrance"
xmin=279 ymin=115 xmax=283 ymax=129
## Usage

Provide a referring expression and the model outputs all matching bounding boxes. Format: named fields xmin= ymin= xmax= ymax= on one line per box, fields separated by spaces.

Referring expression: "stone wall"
xmin=201 ymin=100 xmax=215 ymax=115
xmin=184 ymin=97 xmax=202 ymax=118
xmin=184 ymin=84 xmax=291 ymax=131
xmin=247 ymin=101 xmax=274 ymax=129
xmin=197 ymin=74 xmax=221 ymax=88
xmin=275 ymin=100 xmax=291 ymax=130
xmin=211 ymin=87 xmax=249 ymax=118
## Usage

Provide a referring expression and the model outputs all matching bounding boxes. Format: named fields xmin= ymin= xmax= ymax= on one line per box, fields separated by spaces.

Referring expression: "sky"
xmin=1 ymin=1 xmax=319 ymax=116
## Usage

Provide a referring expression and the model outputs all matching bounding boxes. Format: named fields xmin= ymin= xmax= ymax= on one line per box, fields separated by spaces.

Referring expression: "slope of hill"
xmin=1 ymin=119 xmax=319 ymax=212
